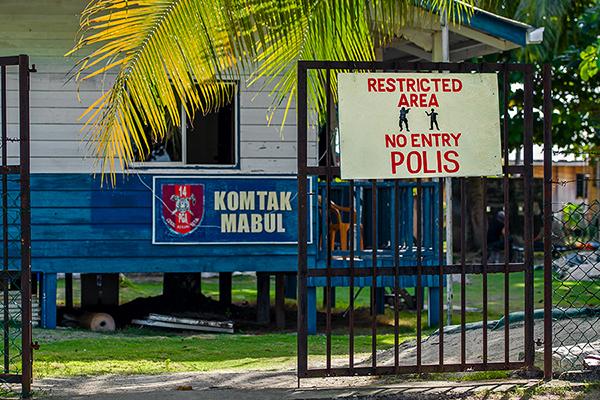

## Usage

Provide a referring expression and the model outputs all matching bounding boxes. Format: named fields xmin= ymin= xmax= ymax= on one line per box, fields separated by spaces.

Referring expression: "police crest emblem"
xmin=161 ymin=184 xmax=204 ymax=235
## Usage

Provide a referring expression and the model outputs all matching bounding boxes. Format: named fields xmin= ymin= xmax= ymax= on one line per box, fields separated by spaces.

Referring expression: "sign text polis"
xmin=338 ymin=73 xmax=502 ymax=179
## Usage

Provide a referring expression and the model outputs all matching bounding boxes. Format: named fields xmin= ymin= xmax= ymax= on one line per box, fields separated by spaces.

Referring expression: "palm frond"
xmin=68 ymin=0 xmax=477 ymax=176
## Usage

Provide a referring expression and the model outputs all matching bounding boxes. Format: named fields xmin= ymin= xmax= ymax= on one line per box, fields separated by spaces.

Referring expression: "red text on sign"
xmin=390 ymin=150 xmax=460 ymax=175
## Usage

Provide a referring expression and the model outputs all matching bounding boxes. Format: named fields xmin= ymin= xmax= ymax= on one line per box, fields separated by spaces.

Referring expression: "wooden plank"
xmin=147 ymin=313 xmax=233 ymax=330
xmin=5 ymin=140 xmax=95 ymax=158
xmin=240 ymin=91 xmax=295 ymax=109
xmin=8 ymin=124 xmax=89 ymax=141
xmin=29 ymin=256 xmax=298 ymax=273
xmin=4 ymin=90 xmax=100 ymax=108
xmin=0 ymin=30 xmax=77 ymax=40
xmin=450 ymin=24 xmax=516 ymax=51
xmin=2 ymin=240 xmax=298 ymax=258
xmin=3 ymin=71 xmax=285 ymax=94
xmin=4 ymin=72 xmax=114 ymax=92
xmin=241 ymin=156 xmax=320 ymax=173
xmin=4 ymin=93 xmax=292 ymax=113
xmin=3 ymin=157 xmax=97 ymax=174
xmin=0 ymin=0 xmax=86 ymax=15
xmin=4 ymin=107 xmax=93 ymax=125
xmin=131 ymin=318 xmax=233 ymax=333
xmin=0 ymin=16 xmax=79 ymax=39
xmin=5 ymin=174 xmax=152 ymax=191
xmin=0 ymin=207 xmax=151 ymax=225
xmin=35 ymin=240 xmax=296 ymax=257
xmin=5 ymin=118 xmax=315 ymax=143
xmin=240 ymin=108 xmax=296 ymax=126
xmin=239 ymin=124 xmax=317 ymax=142
xmin=2 ymin=224 xmax=153 ymax=241
xmin=3 ymin=139 xmax=316 ymax=161
xmin=243 ymin=141 xmax=300 ymax=159
xmin=29 ymin=190 xmax=152 ymax=208
xmin=0 ymin=39 xmax=79 ymax=57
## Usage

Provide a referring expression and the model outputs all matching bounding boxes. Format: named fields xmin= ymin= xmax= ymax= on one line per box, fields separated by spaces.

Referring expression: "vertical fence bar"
xmin=349 ymin=180 xmax=355 ymax=371
xmin=325 ymin=68 xmax=332 ymax=373
xmin=371 ymin=179 xmax=377 ymax=370
xmin=502 ymin=64 xmax=511 ymax=366
xmin=416 ymin=179 xmax=422 ymax=370
xmin=1 ymin=65 xmax=8 ymax=374
xmin=19 ymin=54 xmax=32 ymax=397
xmin=460 ymin=177 xmax=466 ymax=369
xmin=482 ymin=178 xmax=488 ymax=366
xmin=394 ymin=180 xmax=400 ymax=371
xmin=542 ymin=64 xmax=553 ymax=380
xmin=523 ymin=65 xmax=535 ymax=369
xmin=296 ymin=62 xmax=308 ymax=378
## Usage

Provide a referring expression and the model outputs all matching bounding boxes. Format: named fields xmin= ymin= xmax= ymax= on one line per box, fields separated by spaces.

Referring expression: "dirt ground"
xmin=371 ymin=316 xmax=600 ymax=372
xmin=33 ymin=370 xmax=598 ymax=400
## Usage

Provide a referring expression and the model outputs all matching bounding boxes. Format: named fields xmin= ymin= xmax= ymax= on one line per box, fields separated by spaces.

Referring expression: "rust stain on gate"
xmin=296 ymin=61 xmax=554 ymax=380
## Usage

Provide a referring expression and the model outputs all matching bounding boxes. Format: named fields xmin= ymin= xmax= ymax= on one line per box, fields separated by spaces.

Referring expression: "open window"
xmin=135 ymin=83 xmax=238 ymax=167
xmin=576 ymin=173 xmax=589 ymax=199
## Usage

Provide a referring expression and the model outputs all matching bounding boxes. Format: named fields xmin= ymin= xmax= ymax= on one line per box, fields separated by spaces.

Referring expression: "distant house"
xmin=533 ymin=160 xmax=599 ymax=211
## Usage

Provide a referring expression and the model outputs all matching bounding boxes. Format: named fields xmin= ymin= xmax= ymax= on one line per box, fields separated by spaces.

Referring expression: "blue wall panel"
xmin=26 ymin=173 xmax=302 ymax=274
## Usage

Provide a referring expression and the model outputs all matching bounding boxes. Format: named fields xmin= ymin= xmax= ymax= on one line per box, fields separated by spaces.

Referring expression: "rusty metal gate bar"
xmin=297 ymin=60 xmax=553 ymax=379
xmin=0 ymin=55 xmax=32 ymax=396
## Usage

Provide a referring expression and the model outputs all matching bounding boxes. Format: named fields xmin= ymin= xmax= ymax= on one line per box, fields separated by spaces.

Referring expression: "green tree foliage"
xmin=580 ymin=41 xmax=599 ymax=81
xmin=487 ymin=0 xmax=599 ymax=151
xmin=577 ymin=1 xmax=600 ymax=81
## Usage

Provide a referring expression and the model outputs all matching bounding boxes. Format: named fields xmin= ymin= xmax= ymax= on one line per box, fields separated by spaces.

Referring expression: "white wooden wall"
xmin=0 ymin=0 xmax=317 ymax=174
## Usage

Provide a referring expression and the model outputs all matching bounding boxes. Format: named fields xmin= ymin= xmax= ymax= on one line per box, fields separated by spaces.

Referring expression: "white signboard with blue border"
xmin=152 ymin=176 xmax=310 ymax=244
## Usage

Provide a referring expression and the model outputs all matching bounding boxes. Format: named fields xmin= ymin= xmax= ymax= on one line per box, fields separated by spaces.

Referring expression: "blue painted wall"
xmin=12 ymin=173 xmax=307 ymax=274
xmin=9 ymin=174 xmax=439 ymax=278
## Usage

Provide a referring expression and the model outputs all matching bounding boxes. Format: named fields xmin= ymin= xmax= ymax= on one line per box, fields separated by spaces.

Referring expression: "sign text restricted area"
xmin=338 ymin=73 xmax=502 ymax=179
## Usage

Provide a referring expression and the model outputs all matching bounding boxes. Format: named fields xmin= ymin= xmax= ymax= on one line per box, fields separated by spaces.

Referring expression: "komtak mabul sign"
xmin=338 ymin=73 xmax=502 ymax=179
xmin=152 ymin=176 xmax=304 ymax=244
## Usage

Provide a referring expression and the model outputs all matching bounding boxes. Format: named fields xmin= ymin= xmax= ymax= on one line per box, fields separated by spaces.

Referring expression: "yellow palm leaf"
xmin=68 ymin=0 xmax=476 ymax=177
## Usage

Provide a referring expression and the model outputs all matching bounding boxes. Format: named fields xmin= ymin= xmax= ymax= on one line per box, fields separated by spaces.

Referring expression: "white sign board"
xmin=338 ymin=73 xmax=502 ymax=179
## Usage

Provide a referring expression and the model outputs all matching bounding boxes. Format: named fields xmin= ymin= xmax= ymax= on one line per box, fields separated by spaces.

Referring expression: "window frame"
xmin=132 ymin=82 xmax=240 ymax=170
xmin=576 ymin=173 xmax=589 ymax=199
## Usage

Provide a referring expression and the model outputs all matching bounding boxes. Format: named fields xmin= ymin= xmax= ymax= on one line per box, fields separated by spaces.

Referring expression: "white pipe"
xmin=441 ymin=9 xmax=453 ymax=327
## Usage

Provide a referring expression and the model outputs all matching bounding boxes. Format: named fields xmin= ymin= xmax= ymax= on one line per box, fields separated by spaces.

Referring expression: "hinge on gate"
xmin=31 ymin=341 xmax=39 ymax=351
xmin=535 ymin=338 xmax=543 ymax=347
xmin=29 ymin=64 xmax=37 ymax=73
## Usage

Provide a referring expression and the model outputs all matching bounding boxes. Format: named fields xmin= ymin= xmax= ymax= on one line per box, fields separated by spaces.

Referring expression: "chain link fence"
xmin=549 ymin=177 xmax=600 ymax=375
xmin=0 ymin=56 xmax=33 ymax=397
xmin=0 ymin=175 xmax=25 ymax=379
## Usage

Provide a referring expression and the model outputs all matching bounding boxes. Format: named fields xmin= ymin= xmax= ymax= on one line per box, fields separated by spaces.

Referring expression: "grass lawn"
xmin=32 ymin=328 xmax=413 ymax=378
xmin=56 ymin=270 xmax=600 ymax=317
xmin=41 ymin=270 xmax=600 ymax=378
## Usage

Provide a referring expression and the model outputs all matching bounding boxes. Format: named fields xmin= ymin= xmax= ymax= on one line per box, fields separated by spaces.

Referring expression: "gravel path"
xmin=369 ymin=316 xmax=600 ymax=371
xmin=33 ymin=371 xmax=592 ymax=400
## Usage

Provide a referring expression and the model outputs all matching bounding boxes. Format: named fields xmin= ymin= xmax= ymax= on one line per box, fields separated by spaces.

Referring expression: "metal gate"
xmin=297 ymin=61 xmax=553 ymax=379
xmin=0 ymin=55 xmax=33 ymax=396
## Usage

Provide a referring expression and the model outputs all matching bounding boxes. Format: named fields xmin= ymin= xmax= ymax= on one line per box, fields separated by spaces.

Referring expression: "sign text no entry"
xmin=338 ymin=73 xmax=502 ymax=179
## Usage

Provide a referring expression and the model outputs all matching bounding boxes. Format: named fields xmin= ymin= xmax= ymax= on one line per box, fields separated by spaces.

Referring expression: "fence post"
xmin=543 ymin=64 xmax=553 ymax=380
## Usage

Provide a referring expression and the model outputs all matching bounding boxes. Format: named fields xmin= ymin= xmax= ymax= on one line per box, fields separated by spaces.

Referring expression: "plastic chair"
xmin=329 ymin=201 xmax=364 ymax=251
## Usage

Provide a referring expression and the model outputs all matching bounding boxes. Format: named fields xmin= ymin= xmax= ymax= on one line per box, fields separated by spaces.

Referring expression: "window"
xmin=576 ymin=173 xmax=588 ymax=198
xmin=135 ymin=83 xmax=238 ymax=166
